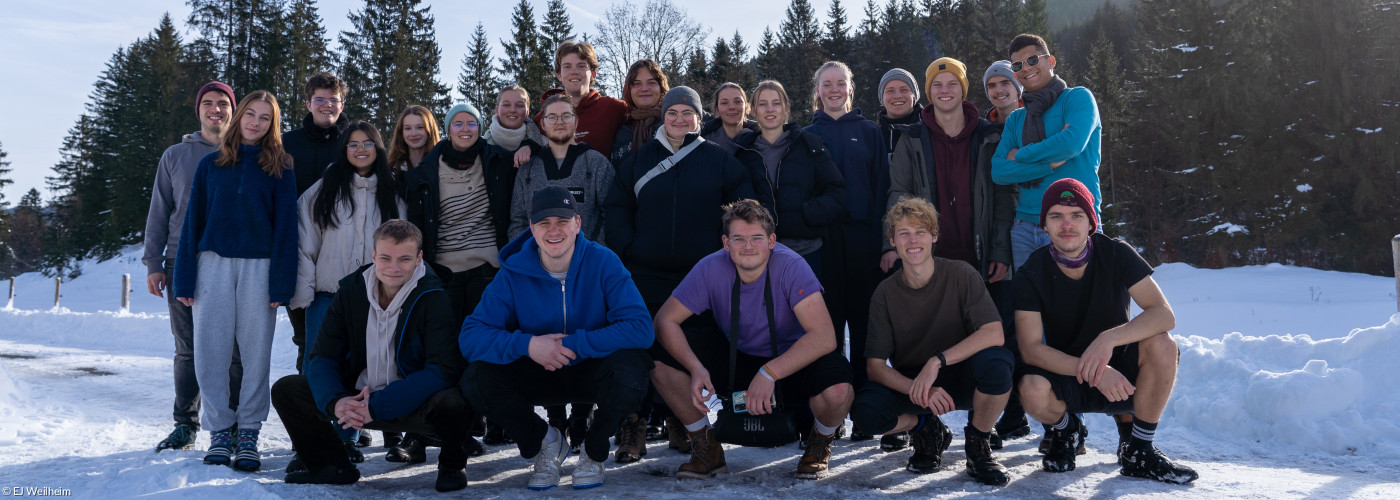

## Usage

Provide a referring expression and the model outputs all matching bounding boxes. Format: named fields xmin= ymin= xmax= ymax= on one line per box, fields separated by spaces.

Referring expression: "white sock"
xmin=684 ymin=417 xmax=710 ymax=433
xmin=813 ymin=419 xmax=839 ymax=437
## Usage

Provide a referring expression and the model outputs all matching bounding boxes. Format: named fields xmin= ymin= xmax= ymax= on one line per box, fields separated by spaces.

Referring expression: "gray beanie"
xmin=983 ymin=60 xmax=1024 ymax=96
xmin=878 ymin=68 xmax=920 ymax=103
xmin=661 ymin=86 xmax=704 ymax=116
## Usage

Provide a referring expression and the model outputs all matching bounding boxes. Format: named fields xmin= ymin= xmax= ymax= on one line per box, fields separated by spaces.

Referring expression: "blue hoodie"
xmin=805 ymin=108 xmax=890 ymax=223
xmin=459 ymin=229 xmax=653 ymax=365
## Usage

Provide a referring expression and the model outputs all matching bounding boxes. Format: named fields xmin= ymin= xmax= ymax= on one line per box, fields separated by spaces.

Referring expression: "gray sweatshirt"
xmin=508 ymin=144 xmax=614 ymax=245
xmin=142 ymin=131 xmax=219 ymax=275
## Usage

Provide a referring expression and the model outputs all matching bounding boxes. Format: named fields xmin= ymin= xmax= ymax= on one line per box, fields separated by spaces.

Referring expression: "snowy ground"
xmin=2 ymin=247 xmax=1399 ymax=499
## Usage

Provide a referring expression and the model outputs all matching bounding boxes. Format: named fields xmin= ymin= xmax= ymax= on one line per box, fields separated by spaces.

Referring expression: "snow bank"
xmin=1169 ymin=314 xmax=1400 ymax=458
xmin=0 ymin=361 xmax=32 ymax=446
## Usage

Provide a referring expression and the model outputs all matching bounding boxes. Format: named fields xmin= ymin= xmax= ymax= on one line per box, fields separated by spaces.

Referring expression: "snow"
xmin=1173 ymin=44 xmax=1199 ymax=53
xmin=2 ymin=246 xmax=1400 ymax=498
xmin=1207 ymin=223 xmax=1249 ymax=235
xmin=1311 ymin=155 xmax=1325 ymax=162
xmin=1297 ymin=184 xmax=1313 ymax=192
xmin=1356 ymin=127 xmax=1382 ymax=134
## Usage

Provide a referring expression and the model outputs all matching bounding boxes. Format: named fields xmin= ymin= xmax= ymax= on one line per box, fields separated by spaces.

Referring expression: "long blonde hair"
xmin=386 ymin=105 xmax=441 ymax=172
xmin=811 ymin=61 xmax=855 ymax=113
xmin=216 ymin=90 xmax=291 ymax=178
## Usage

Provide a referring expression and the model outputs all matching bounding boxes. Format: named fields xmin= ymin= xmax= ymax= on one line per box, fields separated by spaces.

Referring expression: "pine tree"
xmin=777 ymin=0 xmax=825 ymax=121
xmin=1083 ymin=27 xmax=1132 ymax=237
xmin=6 ymin=189 xmax=45 ymax=276
xmin=280 ymin=0 xmax=330 ymax=130
xmin=754 ymin=27 xmax=780 ymax=81
xmin=338 ymin=0 xmax=452 ymax=133
xmin=540 ymin=0 xmax=575 ymax=84
xmin=823 ymin=0 xmax=854 ymax=63
xmin=0 ymin=142 xmax=11 ymax=277
xmin=459 ymin=22 xmax=501 ymax=121
xmin=501 ymin=0 xmax=553 ymax=100
xmin=0 ymin=141 xmax=10 ymax=209
xmin=186 ymin=0 xmax=288 ymax=95
xmin=679 ymin=47 xmax=713 ymax=96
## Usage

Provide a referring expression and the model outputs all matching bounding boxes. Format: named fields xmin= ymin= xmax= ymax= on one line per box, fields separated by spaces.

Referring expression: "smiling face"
xmin=890 ymin=219 xmax=937 ymax=268
xmin=542 ymin=100 xmax=577 ymax=145
xmin=715 ymin=87 xmax=748 ymax=127
xmin=629 ymin=70 xmax=663 ymax=109
xmin=530 ymin=215 xmax=581 ymax=267
xmin=400 ymin=113 xmax=429 ymax=150
xmin=985 ymin=75 xmax=1020 ymax=111
xmin=722 ymin=219 xmax=775 ymax=276
xmin=663 ymin=103 xmax=701 ymax=141
xmin=881 ymin=79 xmax=915 ymax=119
xmin=495 ymin=89 xmax=529 ymax=129
xmin=239 ymin=100 xmax=274 ymax=145
xmin=306 ymin=88 xmax=344 ymax=128
xmin=373 ymin=236 xmax=422 ymax=292
xmin=816 ymin=67 xmax=853 ymax=113
xmin=346 ymin=129 xmax=376 ymax=175
xmin=447 ymin=111 xmax=479 ymax=151
xmin=557 ymin=53 xmax=596 ymax=97
xmin=927 ymin=72 xmax=964 ymax=114
xmin=753 ymin=88 xmax=788 ymax=131
xmin=1011 ymin=45 xmax=1056 ymax=93
xmin=197 ymin=91 xmax=232 ymax=136
xmin=1044 ymin=204 xmax=1092 ymax=258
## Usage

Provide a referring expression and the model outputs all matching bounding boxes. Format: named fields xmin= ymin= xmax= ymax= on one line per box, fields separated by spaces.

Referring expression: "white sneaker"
xmin=527 ymin=431 xmax=568 ymax=490
xmin=571 ymin=455 xmax=606 ymax=489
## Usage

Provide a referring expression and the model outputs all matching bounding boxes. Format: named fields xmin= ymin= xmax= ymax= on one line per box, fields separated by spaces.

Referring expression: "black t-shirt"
xmin=1013 ymin=233 xmax=1153 ymax=357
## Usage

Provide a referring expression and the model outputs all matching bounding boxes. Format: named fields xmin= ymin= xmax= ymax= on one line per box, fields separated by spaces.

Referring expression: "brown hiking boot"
xmin=614 ymin=413 xmax=648 ymax=463
xmin=676 ymin=427 xmax=727 ymax=479
xmin=665 ymin=416 xmax=691 ymax=454
xmin=795 ymin=427 xmax=835 ymax=479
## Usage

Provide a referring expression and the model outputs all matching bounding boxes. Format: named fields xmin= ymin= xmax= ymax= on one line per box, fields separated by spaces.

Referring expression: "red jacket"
xmin=536 ymin=88 xmax=627 ymax=157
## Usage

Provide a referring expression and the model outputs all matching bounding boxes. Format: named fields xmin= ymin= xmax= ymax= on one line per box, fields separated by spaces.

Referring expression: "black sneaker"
xmin=1120 ymin=438 xmax=1199 ymax=484
xmin=386 ymin=434 xmax=428 ymax=463
xmin=434 ymin=466 xmax=469 ymax=492
xmin=992 ymin=414 xmax=1030 ymax=450
xmin=906 ymin=416 xmax=952 ymax=474
xmin=285 ymin=464 xmax=361 ymax=485
xmin=1041 ymin=415 xmax=1083 ymax=473
xmin=880 ymin=432 xmax=910 ymax=452
xmin=1038 ymin=419 xmax=1088 ymax=455
xmin=156 ymin=424 xmax=196 ymax=452
xmin=343 ymin=440 xmax=364 ymax=463
xmin=964 ymin=427 xmax=1009 ymax=486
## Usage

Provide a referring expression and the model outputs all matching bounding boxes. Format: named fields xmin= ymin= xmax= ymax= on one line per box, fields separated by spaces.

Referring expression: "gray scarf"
xmin=1019 ymin=75 xmax=1068 ymax=188
xmin=487 ymin=119 xmax=528 ymax=151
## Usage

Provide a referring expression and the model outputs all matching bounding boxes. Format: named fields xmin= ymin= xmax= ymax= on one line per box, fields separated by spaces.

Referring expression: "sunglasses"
xmin=1011 ymin=54 xmax=1050 ymax=72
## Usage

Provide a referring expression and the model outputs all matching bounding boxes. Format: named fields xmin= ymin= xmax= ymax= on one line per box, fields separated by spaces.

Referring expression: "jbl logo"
xmin=743 ymin=418 xmax=765 ymax=432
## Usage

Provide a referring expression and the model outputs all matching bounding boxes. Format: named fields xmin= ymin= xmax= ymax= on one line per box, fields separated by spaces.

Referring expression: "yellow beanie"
xmin=924 ymin=57 xmax=969 ymax=100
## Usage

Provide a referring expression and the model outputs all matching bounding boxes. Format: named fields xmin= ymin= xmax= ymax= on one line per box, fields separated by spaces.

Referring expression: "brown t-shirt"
xmin=865 ymin=257 xmax=1001 ymax=374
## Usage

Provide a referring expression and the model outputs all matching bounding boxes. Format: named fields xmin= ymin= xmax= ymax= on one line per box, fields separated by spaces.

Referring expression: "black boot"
xmin=964 ymin=426 xmax=1009 ymax=486
xmin=1120 ymin=437 xmax=1199 ymax=484
xmin=343 ymin=440 xmax=365 ymax=463
xmin=383 ymin=431 xmax=403 ymax=449
xmin=991 ymin=413 xmax=1030 ymax=450
xmin=434 ymin=466 xmax=469 ymax=492
xmin=1041 ymin=414 xmax=1083 ymax=473
xmin=386 ymin=433 xmax=428 ymax=463
xmin=906 ymin=416 xmax=951 ymax=474
xmin=879 ymin=432 xmax=910 ymax=452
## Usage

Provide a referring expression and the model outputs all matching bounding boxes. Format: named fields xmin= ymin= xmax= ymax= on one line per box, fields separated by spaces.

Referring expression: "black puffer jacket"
xmin=604 ymin=133 xmax=757 ymax=273
xmin=283 ymin=113 xmax=351 ymax=196
xmin=402 ymin=139 xmax=517 ymax=264
xmin=733 ymin=125 xmax=847 ymax=241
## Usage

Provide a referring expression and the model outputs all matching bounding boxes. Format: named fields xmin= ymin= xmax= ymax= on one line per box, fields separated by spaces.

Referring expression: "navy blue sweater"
xmin=174 ymin=145 xmax=299 ymax=303
xmin=805 ymin=108 xmax=890 ymax=223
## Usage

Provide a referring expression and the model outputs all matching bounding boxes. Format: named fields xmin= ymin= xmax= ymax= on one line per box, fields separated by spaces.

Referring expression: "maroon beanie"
xmin=196 ymin=81 xmax=236 ymax=109
xmin=1040 ymin=178 xmax=1097 ymax=234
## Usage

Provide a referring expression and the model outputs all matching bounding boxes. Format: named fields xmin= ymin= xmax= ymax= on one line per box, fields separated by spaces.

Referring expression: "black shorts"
xmin=1023 ymin=342 xmax=1141 ymax=415
xmin=652 ymin=323 xmax=853 ymax=407
xmin=849 ymin=346 xmax=1013 ymax=434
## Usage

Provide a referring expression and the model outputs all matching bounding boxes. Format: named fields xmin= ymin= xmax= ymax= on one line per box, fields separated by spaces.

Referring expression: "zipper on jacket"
xmin=560 ymin=279 xmax=568 ymax=336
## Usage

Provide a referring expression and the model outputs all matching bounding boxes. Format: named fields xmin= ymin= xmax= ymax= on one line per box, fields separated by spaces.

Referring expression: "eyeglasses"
xmin=310 ymin=97 xmax=344 ymax=106
xmin=1010 ymin=54 xmax=1050 ymax=72
xmin=727 ymin=235 xmax=768 ymax=248
xmin=542 ymin=113 xmax=577 ymax=124
xmin=664 ymin=109 xmax=698 ymax=121
xmin=346 ymin=140 xmax=375 ymax=150
xmin=450 ymin=121 xmax=480 ymax=131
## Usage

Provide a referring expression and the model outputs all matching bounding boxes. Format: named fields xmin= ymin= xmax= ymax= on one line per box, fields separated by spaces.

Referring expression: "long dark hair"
xmin=313 ymin=121 xmax=400 ymax=230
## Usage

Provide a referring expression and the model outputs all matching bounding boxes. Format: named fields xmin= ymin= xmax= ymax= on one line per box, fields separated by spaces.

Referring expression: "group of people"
xmin=141 ymin=32 xmax=1199 ymax=492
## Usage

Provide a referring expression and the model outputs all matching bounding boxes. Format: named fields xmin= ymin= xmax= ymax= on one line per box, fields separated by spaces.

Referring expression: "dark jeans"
xmin=166 ymin=259 xmax=241 ymax=428
xmin=447 ymin=264 xmax=497 ymax=331
xmin=821 ymin=220 xmax=887 ymax=387
xmin=290 ymin=307 xmax=306 ymax=373
xmin=461 ymin=349 xmax=651 ymax=462
xmin=850 ymin=346 xmax=1014 ymax=435
xmin=270 ymin=374 xmax=474 ymax=471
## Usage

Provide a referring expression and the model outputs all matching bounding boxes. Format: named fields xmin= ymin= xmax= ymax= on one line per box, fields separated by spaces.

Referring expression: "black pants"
xmin=446 ymin=265 xmax=497 ymax=331
xmin=166 ymin=259 xmax=241 ymax=426
xmin=271 ymin=375 xmax=474 ymax=471
xmin=850 ymin=346 xmax=1014 ymax=435
xmin=460 ymin=349 xmax=651 ymax=462
xmin=821 ymin=220 xmax=887 ymax=387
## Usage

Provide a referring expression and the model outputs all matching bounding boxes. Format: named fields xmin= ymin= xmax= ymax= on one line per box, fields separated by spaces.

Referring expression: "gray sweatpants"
xmin=166 ymin=259 xmax=242 ymax=429
xmin=192 ymin=252 xmax=277 ymax=432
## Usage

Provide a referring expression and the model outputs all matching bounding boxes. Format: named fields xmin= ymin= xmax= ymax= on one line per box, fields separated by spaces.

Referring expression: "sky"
xmin=0 ymin=0 xmax=818 ymax=203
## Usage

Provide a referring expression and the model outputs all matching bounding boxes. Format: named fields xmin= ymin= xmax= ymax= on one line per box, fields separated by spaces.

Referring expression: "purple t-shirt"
xmin=671 ymin=243 xmax=824 ymax=357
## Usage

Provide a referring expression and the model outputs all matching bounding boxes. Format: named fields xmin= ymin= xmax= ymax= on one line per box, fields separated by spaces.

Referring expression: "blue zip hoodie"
xmin=990 ymin=86 xmax=1102 ymax=224
xmin=459 ymin=229 xmax=653 ymax=365
xmin=804 ymin=108 xmax=889 ymax=223
xmin=173 ymin=145 xmax=298 ymax=303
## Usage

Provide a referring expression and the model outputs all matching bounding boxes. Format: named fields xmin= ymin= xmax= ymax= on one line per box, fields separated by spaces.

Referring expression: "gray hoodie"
xmin=508 ymin=143 xmax=614 ymax=245
xmin=142 ymin=131 xmax=219 ymax=275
